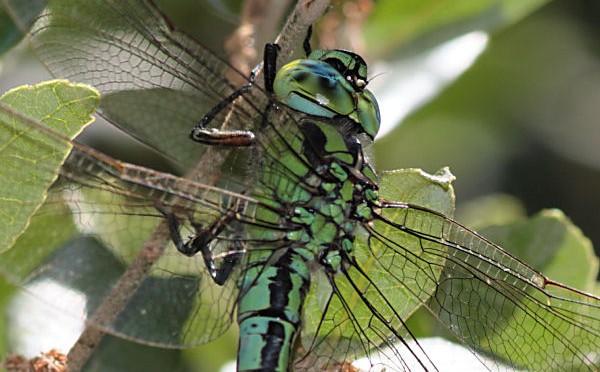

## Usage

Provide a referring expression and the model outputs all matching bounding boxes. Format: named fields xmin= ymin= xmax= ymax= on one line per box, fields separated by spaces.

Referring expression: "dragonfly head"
xmin=273 ymin=50 xmax=380 ymax=139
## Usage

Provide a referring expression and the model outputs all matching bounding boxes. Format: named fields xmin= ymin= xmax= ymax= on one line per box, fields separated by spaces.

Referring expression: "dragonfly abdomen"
xmin=237 ymin=248 xmax=312 ymax=371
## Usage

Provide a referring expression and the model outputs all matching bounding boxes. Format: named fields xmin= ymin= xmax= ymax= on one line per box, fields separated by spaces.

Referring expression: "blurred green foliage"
xmin=372 ymin=0 xmax=600 ymax=258
xmin=0 ymin=0 xmax=599 ymax=371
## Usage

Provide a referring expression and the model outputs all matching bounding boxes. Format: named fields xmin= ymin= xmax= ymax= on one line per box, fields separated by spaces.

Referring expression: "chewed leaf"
xmin=301 ymin=167 xmax=455 ymax=364
xmin=363 ymin=167 xmax=455 ymax=320
xmin=0 ymin=80 xmax=99 ymax=252
xmin=379 ymin=167 xmax=455 ymax=216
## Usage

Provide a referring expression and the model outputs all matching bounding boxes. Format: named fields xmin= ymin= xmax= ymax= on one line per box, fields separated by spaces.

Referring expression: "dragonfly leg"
xmin=190 ymin=44 xmax=279 ymax=147
xmin=263 ymin=42 xmax=279 ymax=93
xmin=187 ymin=215 xmax=243 ymax=285
xmin=158 ymin=206 xmax=243 ymax=285
xmin=157 ymin=207 xmax=199 ymax=257
xmin=189 ymin=85 xmax=256 ymax=146
xmin=264 ymin=24 xmax=313 ymax=95
xmin=201 ymin=240 xmax=243 ymax=286
xmin=191 ymin=25 xmax=313 ymax=146
xmin=263 ymin=23 xmax=313 ymax=93
xmin=303 ymin=25 xmax=313 ymax=56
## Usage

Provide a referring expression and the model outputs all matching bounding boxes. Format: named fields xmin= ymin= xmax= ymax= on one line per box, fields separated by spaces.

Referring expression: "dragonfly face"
xmin=273 ymin=50 xmax=380 ymax=139
xmin=2 ymin=1 xmax=600 ymax=371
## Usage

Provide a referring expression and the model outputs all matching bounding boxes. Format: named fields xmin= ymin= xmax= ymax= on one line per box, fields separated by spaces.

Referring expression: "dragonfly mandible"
xmin=1 ymin=1 xmax=600 ymax=371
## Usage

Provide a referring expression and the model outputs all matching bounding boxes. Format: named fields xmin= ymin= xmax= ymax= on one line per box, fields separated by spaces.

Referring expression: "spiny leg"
xmin=303 ymin=25 xmax=313 ymax=56
xmin=263 ymin=42 xmax=280 ymax=93
xmin=189 ymin=81 xmax=256 ymax=146
xmin=158 ymin=207 xmax=242 ymax=286
xmin=264 ymin=25 xmax=313 ymax=93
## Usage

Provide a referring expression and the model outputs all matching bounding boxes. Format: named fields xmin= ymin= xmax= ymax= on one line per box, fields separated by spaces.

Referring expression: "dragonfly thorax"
xmin=253 ymin=112 xmax=379 ymax=262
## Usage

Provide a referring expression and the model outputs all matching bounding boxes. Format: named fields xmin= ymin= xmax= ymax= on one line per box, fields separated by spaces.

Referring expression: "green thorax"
xmin=249 ymin=48 xmax=382 ymax=261
xmin=255 ymin=117 xmax=378 ymax=252
xmin=235 ymin=48 xmax=381 ymax=371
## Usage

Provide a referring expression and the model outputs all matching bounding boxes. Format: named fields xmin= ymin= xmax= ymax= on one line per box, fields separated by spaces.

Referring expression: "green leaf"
xmin=358 ymin=167 xmax=455 ymax=336
xmin=0 ymin=196 xmax=77 ymax=284
xmin=301 ymin=167 xmax=455 ymax=363
xmin=379 ymin=167 xmax=456 ymax=217
xmin=0 ymin=276 xmax=16 ymax=356
xmin=0 ymin=80 xmax=99 ymax=253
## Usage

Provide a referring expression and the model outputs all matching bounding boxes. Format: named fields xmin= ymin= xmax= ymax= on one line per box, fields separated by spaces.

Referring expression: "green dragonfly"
xmin=2 ymin=0 xmax=600 ymax=371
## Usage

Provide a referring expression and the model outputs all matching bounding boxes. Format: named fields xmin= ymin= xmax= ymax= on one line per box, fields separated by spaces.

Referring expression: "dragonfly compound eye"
xmin=273 ymin=54 xmax=380 ymax=139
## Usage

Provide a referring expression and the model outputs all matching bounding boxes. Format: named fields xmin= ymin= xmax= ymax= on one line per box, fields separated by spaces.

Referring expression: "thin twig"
xmin=66 ymin=225 xmax=171 ymax=370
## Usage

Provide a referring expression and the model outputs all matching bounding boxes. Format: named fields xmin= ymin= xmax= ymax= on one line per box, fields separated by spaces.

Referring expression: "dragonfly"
xmin=2 ymin=0 xmax=600 ymax=371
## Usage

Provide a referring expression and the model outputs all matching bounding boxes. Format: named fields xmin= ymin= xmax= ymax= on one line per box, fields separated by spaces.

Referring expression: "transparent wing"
xmin=0 ymin=82 xmax=330 ymax=349
xmin=0 ymin=99 xmax=282 ymax=348
xmin=13 ymin=0 xmax=272 ymax=169
xmin=1 ymin=0 xmax=314 ymax=351
xmin=299 ymin=176 xmax=600 ymax=370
